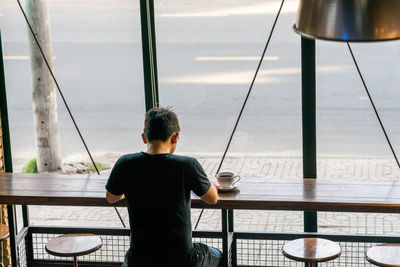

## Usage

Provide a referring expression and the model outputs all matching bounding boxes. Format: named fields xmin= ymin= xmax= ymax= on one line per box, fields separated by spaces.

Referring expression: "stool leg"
xmin=73 ymin=257 xmax=78 ymax=267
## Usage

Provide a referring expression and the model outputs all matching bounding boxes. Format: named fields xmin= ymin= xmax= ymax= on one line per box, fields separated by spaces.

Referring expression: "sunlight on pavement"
xmin=161 ymin=0 xmax=298 ymax=17
xmin=161 ymin=65 xmax=351 ymax=85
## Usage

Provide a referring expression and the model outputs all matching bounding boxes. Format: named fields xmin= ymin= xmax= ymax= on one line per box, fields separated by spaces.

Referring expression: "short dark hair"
xmin=144 ymin=107 xmax=180 ymax=142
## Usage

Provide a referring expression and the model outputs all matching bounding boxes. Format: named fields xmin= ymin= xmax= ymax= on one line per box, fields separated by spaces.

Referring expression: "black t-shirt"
xmin=106 ymin=152 xmax=211 ymax=266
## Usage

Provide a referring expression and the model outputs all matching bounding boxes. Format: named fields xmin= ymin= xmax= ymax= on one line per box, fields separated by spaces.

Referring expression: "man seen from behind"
xmin=106 ymin=107 xmax=221 ymax=267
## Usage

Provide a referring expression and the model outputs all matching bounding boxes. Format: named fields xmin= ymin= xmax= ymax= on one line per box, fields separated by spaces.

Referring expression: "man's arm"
xmin=200 ymin=182 xmax=218 ymax=204
xmin=189 ymin=158 xmax=218 ymax=205
xmin=105 ymin=156 xmax=127 ymax=204
xmin=106 ymin=191 xmax=125 ymax=204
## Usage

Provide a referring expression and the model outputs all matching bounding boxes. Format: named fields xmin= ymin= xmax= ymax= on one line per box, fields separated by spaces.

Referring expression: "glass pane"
xmin=317 ymin=40 xmax=400 ymax=157
xmin=0 ymin=0 xmax=143 ymax=227
xmin=0 ymin=0 xmax=145 ymax=173
xmin=156 ymin=0 xmax=302 ymax=158
xmin=155 ymin=0 xmax=303 ymax=233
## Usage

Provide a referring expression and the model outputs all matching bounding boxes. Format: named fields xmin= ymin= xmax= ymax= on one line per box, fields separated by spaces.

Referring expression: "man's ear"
xmin=171 ymin=132 xmax=179 ymax=144
xmin=141 ymin=133 xmax=148 ymax=144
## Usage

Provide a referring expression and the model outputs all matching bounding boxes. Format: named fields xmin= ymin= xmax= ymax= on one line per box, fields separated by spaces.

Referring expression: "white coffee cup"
xmin=216 ymin=171 xmax=241 ymax=188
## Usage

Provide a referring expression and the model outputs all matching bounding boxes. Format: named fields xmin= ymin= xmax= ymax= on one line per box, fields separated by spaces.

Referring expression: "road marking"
xmin=4 ymin=56 xmax=56 ymax=60
xmin=162 ymin=65 xmax=351 ymax=85
xmin=196 ymin=56 xmax=278 ymax=61
xmin=4 ymin=56 xmax=29 ymax=60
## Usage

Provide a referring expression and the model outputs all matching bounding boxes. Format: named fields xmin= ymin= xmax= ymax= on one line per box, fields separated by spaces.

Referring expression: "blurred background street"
xmin=1 ymin=0 xmax=400 ymax=165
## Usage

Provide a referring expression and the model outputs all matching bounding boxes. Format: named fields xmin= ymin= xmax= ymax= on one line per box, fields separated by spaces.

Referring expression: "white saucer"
xmin=218 ymin=183 xmax=239 ymax=192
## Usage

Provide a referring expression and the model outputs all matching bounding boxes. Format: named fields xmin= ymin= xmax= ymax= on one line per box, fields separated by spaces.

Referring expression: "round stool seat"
xmin=0 ymin=224 xmax=9 ymax=241
xmin=45 ymin=233 xmax=102 ymax=257
xmin=282 ymin=238 xmax=341 ymax=263
xmin=366 ymin=244 xmax=400 ymax=267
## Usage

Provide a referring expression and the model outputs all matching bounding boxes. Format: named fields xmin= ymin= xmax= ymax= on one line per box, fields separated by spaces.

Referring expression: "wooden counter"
xmin=1 ymin=173 xmax=400 ymax=213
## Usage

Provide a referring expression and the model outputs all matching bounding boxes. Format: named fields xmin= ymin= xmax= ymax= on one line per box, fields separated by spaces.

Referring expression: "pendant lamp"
xmin=294 ymin=0 xmax=400 ymax=42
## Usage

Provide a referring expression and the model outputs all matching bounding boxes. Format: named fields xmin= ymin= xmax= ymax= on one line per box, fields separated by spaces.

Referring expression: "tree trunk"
xmin=26 ymin=0 xmax=62 ymax=172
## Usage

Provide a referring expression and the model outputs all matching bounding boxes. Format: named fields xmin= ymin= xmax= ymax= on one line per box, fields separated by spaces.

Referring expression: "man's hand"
xmin=212 ymin=180 xmax=221 ymax=189
xmin=106 ymin=191 xmax=125 ymax=204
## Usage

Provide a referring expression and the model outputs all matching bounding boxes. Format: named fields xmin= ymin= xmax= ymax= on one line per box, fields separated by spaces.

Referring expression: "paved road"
xmin=1 ymin=0 xmax=400 ymax=161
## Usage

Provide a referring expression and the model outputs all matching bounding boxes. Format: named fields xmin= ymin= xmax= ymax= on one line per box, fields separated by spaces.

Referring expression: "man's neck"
xmin=146 ymin=141 xmax=172 ymax=155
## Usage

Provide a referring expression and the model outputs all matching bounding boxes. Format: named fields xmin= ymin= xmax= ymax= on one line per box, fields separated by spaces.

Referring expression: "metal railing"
xmin=11 ymin=216 xmax=400 ymax=267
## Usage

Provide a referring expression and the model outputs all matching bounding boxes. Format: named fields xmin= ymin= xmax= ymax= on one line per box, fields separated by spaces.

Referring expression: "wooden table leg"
xmin=73 ymin=257 xmax=78 ymax=267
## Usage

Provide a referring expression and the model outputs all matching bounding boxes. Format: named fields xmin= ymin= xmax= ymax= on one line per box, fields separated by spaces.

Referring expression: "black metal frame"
xmin=1 ymin=28 xmax=18 ymax=267
xmin=140 ymin=0 xmax=159 ymax=111
xmin=10 ymin=224 xmax=400 ymax=266
xmin=0 ymin=30 xmax=12 ymax=174
xmin=27 ymin=226 xmax=223 ymax=266
xmin=301 ymin=36 xmax=318 ymax=267
xmin=301 ymin=37 xmax=318 ymax=235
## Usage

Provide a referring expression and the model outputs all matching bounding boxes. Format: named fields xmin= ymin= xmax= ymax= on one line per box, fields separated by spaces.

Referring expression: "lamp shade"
xmin=294 ymin=0 xmax=400 ymax=42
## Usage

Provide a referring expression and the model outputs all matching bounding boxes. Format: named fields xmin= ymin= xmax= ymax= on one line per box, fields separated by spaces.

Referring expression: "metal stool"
xmin=366 ymin=244 xmax=400 ymax=267
xmin=0 ymin=224 xmax=9 ymax=267
xmin=282 ymin=238 xmax=342 ymax=267
xmin=45 ymin=233 xmax=102 ymax=267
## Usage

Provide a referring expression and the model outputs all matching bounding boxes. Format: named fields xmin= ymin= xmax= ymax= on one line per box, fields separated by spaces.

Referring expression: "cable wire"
xmin=347 ymin=42 xmax=400 ymax=169
xmin=17 ymin=0 xmax=126 ymax=228
xmin=194 ymin=0 xmax=286 ymax=230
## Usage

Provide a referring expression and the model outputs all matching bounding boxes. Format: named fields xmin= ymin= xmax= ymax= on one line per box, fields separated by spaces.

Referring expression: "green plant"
xmin=89 ymin=162 xmax=105 ymax=172
xmin=23 ymin=158 xmax=38 ymax=173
